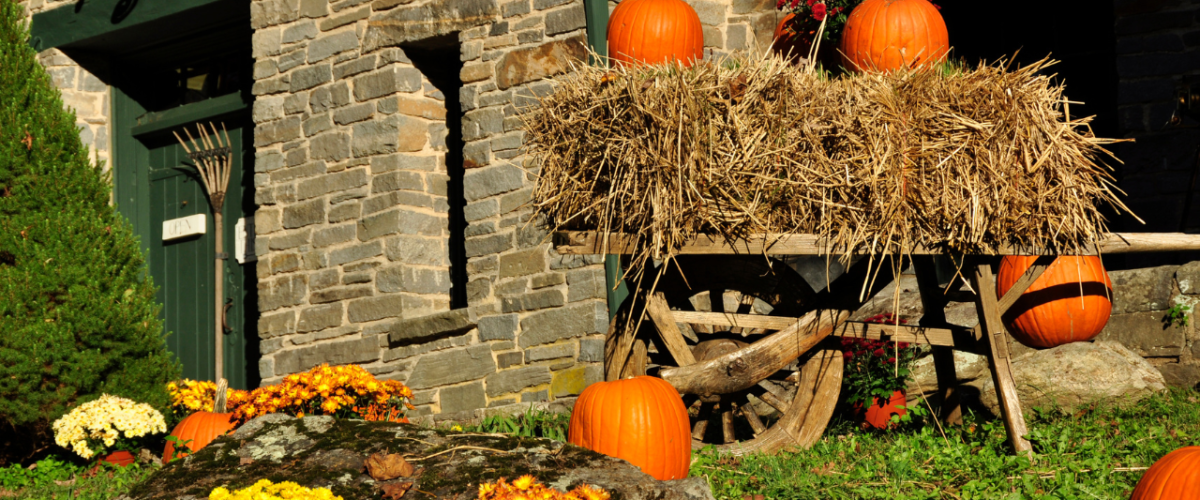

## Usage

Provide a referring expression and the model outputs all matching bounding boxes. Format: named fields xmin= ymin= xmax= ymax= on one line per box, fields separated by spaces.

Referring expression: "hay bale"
xmin=523 ymin=54 xmax=1135 ymax=270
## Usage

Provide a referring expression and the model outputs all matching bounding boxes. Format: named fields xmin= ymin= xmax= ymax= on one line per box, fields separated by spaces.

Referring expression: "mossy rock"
xmin=126 ymin=414 xmax=713 ymax=500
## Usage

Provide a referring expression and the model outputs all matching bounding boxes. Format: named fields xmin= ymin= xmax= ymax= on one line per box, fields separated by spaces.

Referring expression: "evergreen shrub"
xmin=0 ymin=0 xmax=179 ymax=465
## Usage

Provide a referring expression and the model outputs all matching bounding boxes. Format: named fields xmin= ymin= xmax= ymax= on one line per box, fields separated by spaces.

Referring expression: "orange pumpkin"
xmin=607 ymin=0 xmax=704 ymax=68
xmin=996 ymin=256 xmax=1113 ymax=349
xmin=839 ymin=0 xmax=949 ymax=72
xmin=568 ymin=376 xmax=691 ymax=480
xmin=162 ymin=411 xmax=237 ymax=463
xmin=1131 ymin=446 xmax=1200 ymax=499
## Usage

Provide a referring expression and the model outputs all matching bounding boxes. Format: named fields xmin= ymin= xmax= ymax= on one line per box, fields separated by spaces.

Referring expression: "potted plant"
xmin=51 ymin=394 xmax=168 ymax=468
xmin=840 ymin=314 xmax=922 ymax=430
xmin=772 ymin=0 xmax=860 ymax=67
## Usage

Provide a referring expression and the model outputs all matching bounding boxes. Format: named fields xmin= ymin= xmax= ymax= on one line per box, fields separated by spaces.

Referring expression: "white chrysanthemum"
xmin=51 ymin=394 xmax=168 ymax=459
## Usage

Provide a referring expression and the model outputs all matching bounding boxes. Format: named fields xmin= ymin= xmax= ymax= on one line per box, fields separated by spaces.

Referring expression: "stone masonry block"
xmin=465 ymin=232 xmax=513 ymax=258
xmin=525 ymin=342 xmax=574 ymax=362
xmin=389 ymin=308 xmax=476 ymax=344
xmin=502 ymin=0 xmax=531 ymax=17
xmin=347 ymin=294 xmax=406 ymax=323
xmin=351 ymin=115 xmax=427 ymax=157
xmin=273 ymin=336 xmax=380 ymax=375
xmin=308 ymin=132 xmax=351 ymax=162
xmin=1110 ymin=266 xmax=1175 ymax=314
xmin=282 ymin=198 xmax=326 ymax=228
xmin=362 ymin=0 xmax=500 ymax=49
xmin=497 ymin=351 xmax=523 ymax=368
xmin=691 ymin=0 xmax=726 ymax=26
xmin=407 ymin=345 xmax=497 ymax=389
xmin=372 ymin=171 xmax=424 ymax=193
xmin=1095 ymin=311 xmax=1186 ymax=357
xmin=495 ymin=36 xmax=586 ymax=90
xmin=259 ymin=274 xmax=309 ymax=312
xmin=297 ymin=303 xmax=344 ymax=332
xmin=462 ymin=107 xmax=505 ymax=141
xmin=328 ymin=241 xmax=384 ymax=266
xmin=310 ymin=285 xmax=374 ymax=304
xmin=579 ymin=336 xmax=604 ymax=362
xmin=291 ymin=64 xmax=334 ymax=92
xmin=518 ymin=301 xmax=605 ymax=348
xmin=439 ymin=382 xmax=488 ymax=414
xmin=298 ymin=168 xmax=368 ymax=201
xmin=259 ymin=310 xmax=297 ymax=339
xmin=550 ymin=365 xmax=587 ymax=397
xmin=479 ymin=314 xmax=518 ymax=341
xmin=334 ymin=102 xmax=375 ymax=125
xmin=283 ymin=21 xmax=319 ymax=43
xmin=328 ymin=201 xmax=362 ymax=223
xmin=353 ymin=66 xmax=423 ymax=102
xmin=254 ymin=117 xmax=301 ymax=147
xmin=334 ymin=56 xmax=377 ymax=80
xmin=485 ymin=366 xmax=552 ymax=396
xmin=501 ymin=289 xmax=563 ymax=313
xmin=254 ymin=95 xmax=285 ymax=123
xmin=499 ymin=248 xmax=545 ymax=278
xmin=313 ymin=224 xmax=357 ymax=247
xmin=253 ymin=27 xmax=283 ymax=58
xmin=251 ymin=0 xmax=302 ymax=29
xmin=377 ymin=265 xmax=451 ymax=294
xmin=566 ymin=267 xmax=605 ymax=302
xmin=385 ymin=235 xmax=447 ymax=266
xmin=463 ymin=164 xmax=524 ymax=201
xmin=544 ymin=4 xmax=585 ymax=36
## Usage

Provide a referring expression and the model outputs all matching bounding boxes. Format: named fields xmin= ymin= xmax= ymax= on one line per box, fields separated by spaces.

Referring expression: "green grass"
xmin=0 ymin=459 xmax=155 ymax=500
xmin=464 ymin=405 xmax=572 ymax=442
xmin=691 ymin=388 xmax=1200 ymax=500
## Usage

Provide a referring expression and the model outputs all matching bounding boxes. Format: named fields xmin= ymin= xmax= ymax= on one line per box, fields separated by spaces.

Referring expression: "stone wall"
xmin=1110 ymin=0 xmax=1200 ymax=246
xmin=19 ymin=0 xmax=112 ymax=171
xmin=249 ymin=0 xmax=607 ymax=419
xmin=1095 ymin=264 xmax=1200 ymax=388
xmin=606 ymin=0 xmax=782 ymax=59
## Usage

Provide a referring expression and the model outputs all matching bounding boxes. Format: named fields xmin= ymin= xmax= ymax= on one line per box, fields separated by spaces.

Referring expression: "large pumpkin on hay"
xmin=996 ymin=255 xmax=1113 ymax=349
xmin=568 ymin=376 xmax=690 ymax=480
xmin=840 ymin=0 xmax=949 ymax=72
xmin=1130 ymin=446 xmax=1200 ymax=499
xmin=607 ymin=0 xmax=704 ymax=67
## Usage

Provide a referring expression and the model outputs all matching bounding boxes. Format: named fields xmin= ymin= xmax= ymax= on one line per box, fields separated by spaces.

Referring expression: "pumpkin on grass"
xmin=607 ymin=0 xmax=704 ymax=68
xmin=996 ymin=255 xmax=1113 ymax=349
xmin=568 ymin=376 xmax=690 ymax=480
xmin=840 ymin=0 xmax=948 ymax=72
xmin=1131 ymin=446 xmax=1200 ymax=499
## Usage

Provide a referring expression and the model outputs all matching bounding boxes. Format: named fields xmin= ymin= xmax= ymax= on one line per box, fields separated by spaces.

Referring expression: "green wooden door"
xmin=114 ymin=90 xmax=258 ymax=389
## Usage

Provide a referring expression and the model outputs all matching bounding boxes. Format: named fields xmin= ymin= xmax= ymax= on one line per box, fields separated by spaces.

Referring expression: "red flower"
xmin=812 ymin=2 xmax=827 ymax=20
xmin=887 ymin=357 xmax=896 ymax=364
xmin=843 ymin=352 xmax=854 ymax=359
xmin=873 ymin=348 xmax=885 ymax=357
xmin=776 ymin=0 xmax=786 ymax=9
xmin=790 ymin=0 xmax=802 ymax=9
xmin=931 ymin=3 xmax=941 ymax=10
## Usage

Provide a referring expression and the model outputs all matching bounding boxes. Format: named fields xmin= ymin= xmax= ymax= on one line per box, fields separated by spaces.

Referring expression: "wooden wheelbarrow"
xmin=554 ymin=231 xmax=1200 ymax=456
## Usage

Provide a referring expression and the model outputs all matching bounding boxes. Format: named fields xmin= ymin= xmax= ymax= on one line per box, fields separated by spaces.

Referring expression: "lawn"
xmin=692 ymin=388 xmax=1200 ymax=500
xmin=3 ymin=389 xmax=1196 ymax=500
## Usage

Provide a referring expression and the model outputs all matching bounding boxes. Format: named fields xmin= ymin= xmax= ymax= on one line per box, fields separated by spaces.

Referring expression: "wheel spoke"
xmin=758 ymin=389 xmax=790 ymax=413
xmin=742 ymin=401 xmax=767 ymax=436
xmin=721 ymin=407 xmax=736 ymax=444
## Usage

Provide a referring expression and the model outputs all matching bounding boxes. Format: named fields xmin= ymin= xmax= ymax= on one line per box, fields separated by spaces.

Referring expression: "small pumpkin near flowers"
xmin=163 ymin=379 xmax=239 ymax=463
xmin=840 ymin=0 xmax=949 ymax=72
xmin=1130 ymin=446 xmax=1200 ymax=499
xmin=568 ymin=376 xmax=691 ymax=480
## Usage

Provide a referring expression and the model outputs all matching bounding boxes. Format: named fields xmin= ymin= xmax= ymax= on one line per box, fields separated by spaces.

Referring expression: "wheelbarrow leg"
xmin=912 ymin=256 xmax=963 ymax=425
xmin=969 ymin=262 xmax=1032 ymax=456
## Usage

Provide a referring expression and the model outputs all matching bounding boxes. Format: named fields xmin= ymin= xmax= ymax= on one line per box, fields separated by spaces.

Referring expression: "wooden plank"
xmin=672 ymin=311 xmax=801 ymax=330
xmin=829 ymin=322 xmax=981 ymax=352
xmin=996 ymin=256 xmax=1056 ymax=315
xmin=912 ymin=256 xmax=962 ymax=425
xmin=620 ymin=339 xmax=648 ymax=379
xmin=970 ymin=263 xmax=1033 ymax=456
xmin=646 ymin=293 xmax=698 ymax=366
xmin=555 ymin=231 xmax=1200 ymax=256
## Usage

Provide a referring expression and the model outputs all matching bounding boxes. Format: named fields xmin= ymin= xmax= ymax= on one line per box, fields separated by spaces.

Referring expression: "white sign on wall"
xmin=162 ymin=213 xmax=207 ymax=241
xmin=235 ymin=217 xmax=256 ymax=264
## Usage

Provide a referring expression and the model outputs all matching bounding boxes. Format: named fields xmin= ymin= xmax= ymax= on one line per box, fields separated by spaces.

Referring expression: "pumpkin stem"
xmin=214 ymin=378 xmax=228 ymax=413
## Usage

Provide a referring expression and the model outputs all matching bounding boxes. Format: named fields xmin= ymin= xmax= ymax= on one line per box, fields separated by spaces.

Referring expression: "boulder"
xmin=126 ymin=415 xmax=713 ymax=500
xmin=979 ymin=340 xmax=1167 ymax=416
xmin=906 ymin=349 xmax=990 ymax=398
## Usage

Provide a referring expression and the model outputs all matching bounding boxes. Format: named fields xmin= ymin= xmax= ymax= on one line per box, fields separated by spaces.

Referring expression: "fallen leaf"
xmin=21 ymin=131 xmax=32 ymax=151
xmin=380 ymin=481 xmax=412 ymax=500
xmin=240 ymin=457 xmax=254 ymax=465
xmin=365 ymin=452 xmax=414 ymax=481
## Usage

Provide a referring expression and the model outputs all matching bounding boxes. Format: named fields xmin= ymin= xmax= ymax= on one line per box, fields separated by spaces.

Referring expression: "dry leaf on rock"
xmin=365 ymin=452 xmax=414 ymax=480
xmin=380 ymin=481 xmax=413 ymax=500
xmin=239 ymin=457 xmax=254 ymax=466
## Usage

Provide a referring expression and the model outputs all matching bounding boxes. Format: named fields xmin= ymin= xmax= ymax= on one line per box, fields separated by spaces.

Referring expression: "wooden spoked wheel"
xmin=612 ymin=256 xmax=845 ymax=456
